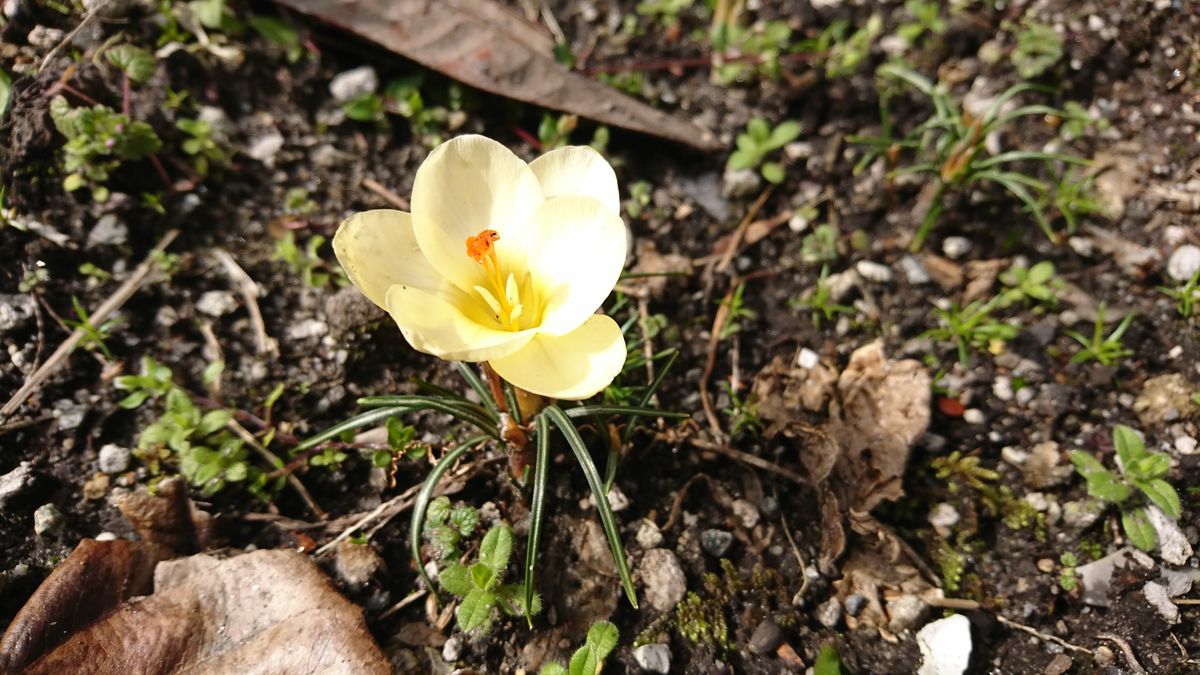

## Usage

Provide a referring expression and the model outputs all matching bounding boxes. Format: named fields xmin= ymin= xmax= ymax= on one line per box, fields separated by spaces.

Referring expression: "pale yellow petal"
xmin=529 ymin=146 xmax=619 ymax=215
xmin=489 ymin=314 xmax=626 ymax=400
xmin=385 ymin=283 xmax=536 ymax=362
xmin=526 ymin=196 xmax=627 ymax=336
xmin=411 ymin=135 xmax=543 ymax=291
xmin=333 ymin=210 xmax=441 ymax=310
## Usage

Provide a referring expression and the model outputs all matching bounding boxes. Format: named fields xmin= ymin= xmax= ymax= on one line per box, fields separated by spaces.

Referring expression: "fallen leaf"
xmin=961 ymin=259 xmax=1006 ymax=305
xmin=270 ymin=0 xmax=719 ymax=151
xmin=833 ymin=548 xmax=932 ymax=641
xmin=919 ymin=253 xmax=964 ymax=291
xmin=23 ymin=549 xmax=390 ymax=675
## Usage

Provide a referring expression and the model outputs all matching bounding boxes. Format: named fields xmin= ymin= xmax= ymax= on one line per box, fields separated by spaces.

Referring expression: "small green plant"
xmin=1158 ymin=268 xmax=1200 ymax=319
xmin=1058 ymin=552 xmax=1078 ymax=592
xmin=247 ymin=15 xmax=304 ymax=63
xmin=284 ymin=187 xmax=318 ymax=215
xmin=636 ymin=0 xmax=694 ymax=28
xmin=711 ymin=16 xmax=793 ymax=83
xmin=1066 ymin=303 xmax=1133 ymax=366
xmin=849 ymin=64 xmax=1088 ymax=249
xmin=814 ymin=643 xmax=843 ymax=675
xmin=50 ymin=96 xmax=163 ymax=202
xmin=539 ymin=621 xmax=619 ymax=675
xmin=625 ymin=180 xmax=653 ymax=219
xmin=115 ymin=357 xmax=176 ymax=408
xmin=273 ymin=232 xmax=343 ymax=288
xmin=176 ymin=117 xmax=228 ymax=176
xmin=1010 ymin=20 xmax=1063 ymax=79
xmin=1046 ymin=168 xmax=1103 ymax=233
xmin=724 ymin=382 xmax=761 ymax=438
xmin=1070 ymin=425 xmax=1182 ymax=551
xmin=800 ymin=224 xmax=840 ymax=264
xmin=65 ymin=297 xmax=121 ymax=359
xmin=105 ymin=45 xmax=157 ymax=84
xmin=437 ymin=523 xmax=539 ymax=633
xmin=78 ymin=262 xmax=112 ymax=282
xmin=1058 ymin=101 xmax=1108 ymax=142
xmin=998 ymin=260 xmax=1060 ymax=308
xmin=823 ymin=15 xmax=883 ymax=79
xmin=718 ymin=283 xmax=757 ymax=340
xmin=790 ymin=266 xmax=854 ymax=328
xmin=895 ymin=0 xmax=945 ymax=43
xmin=538 ymin=113 xmax=578 ymax=151
xmin=923 ymin=295 xmax=1019 ymax=365
xmin=423 ymin=496 xmax=480 ymax=562
xmin=727 ymin=118 xmax=802 ymax=184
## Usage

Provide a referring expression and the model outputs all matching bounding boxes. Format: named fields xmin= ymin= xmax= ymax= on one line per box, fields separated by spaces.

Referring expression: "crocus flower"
xmin=334 ymin=135 xmax=627 ymax=400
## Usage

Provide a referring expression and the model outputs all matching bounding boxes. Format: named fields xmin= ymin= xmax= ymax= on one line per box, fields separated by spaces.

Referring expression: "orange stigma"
xmin=465 ymin=229 xmax=500 ymax=265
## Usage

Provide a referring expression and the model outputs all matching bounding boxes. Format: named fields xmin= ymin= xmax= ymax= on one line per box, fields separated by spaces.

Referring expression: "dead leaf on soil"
xmin=753 ymin=341 xmax=931 ymax=574
xmin=833 ymin=548 xmax=933 ymax=642
xmin=961 ymin=259 xmax=1007 ymax=305
xmin=269 ymin=0 xmax=719 ymax=152
xmin=23 ymin=549 xmax=390 ymax=675
xmin=1134 ymin=373 xmax=1199 ymax=426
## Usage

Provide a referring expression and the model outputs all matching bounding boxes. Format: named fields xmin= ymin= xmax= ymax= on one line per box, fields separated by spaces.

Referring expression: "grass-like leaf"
xmin=565 ymin=405 xmax=689 ymax=420
xmin=455 ymin=361 xmax=499 ymax=417
xmin=410 ymin=434 xmax=490 ymax=592
xmin=354 ymin=395 xmax=498 ymax=437
xmin=292 ymin=406 xmax=411 ymax=453
xmin=524 ymin=413 xmax=552 ymax=626
xmin=543 ymin=405 xmax=638 ymax=609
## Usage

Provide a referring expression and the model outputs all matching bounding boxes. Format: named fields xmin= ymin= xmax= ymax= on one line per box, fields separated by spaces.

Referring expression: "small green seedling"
xmin=1070 ymin=425 xmax=1182 ymax=551
xmin=540 ymin=621 xmax=619 ymax=675
xmin=105 ymin=45 xmax=157 ymax=84
xmin=51 ymin=96 xmax=162 ymax=202
xmin=823 ymin=15 xmax=882 ymax=79
xmin=1046 ymin=168 xmax=1103 ymax=234
xmin=1010 ymin=20 xmax=1063 ymax=79
xmin=1158 ymin=268 xmax=1200 ymax=319
xmin=66 ymin=296 xmax=122 ymax=359
xmin=177 ymin=117 xmax=228 ymax=176
xmin=248 ymin=15 xmax=304 ymax=63
xmin=1066 ymin=302 xmax=1133 ymax=366
xmin=718 ymin=283 xmax=757 ymax=340
xmin=923 ymin=295 xmax=1019 ymax=366
xmin=711 ymin=17 xmax=793 ymax=83
xmin=437 ymin=523 xmax=539 ymax=633
xmin=790 ymin=265 xmax=854 ymax=328
xmin=625 ymin=180 xmax=652 ymax=219
xmin=723 ymin=382 xmax=761 ymax=439
xmin=423 ymin=496 xmax=480 ymax=562
xmin=998 ymin=260 xmax=1060 ymax=308
xmin=814 ymin=643 xmax=843 ymax=675
xmin=114 ymin=356 xmax=175 ymax=408
xmin=636 ymin=0 xmax=695 ymax=28
xmin=273 ymin=232 xmax=344 ymax=288
xmin=895 ymin=0 xmax=945 ymax=43
xmin=800 ymin=223 xmax=839 ymax=264
xmin=728 ymin=118 xmax=802 ymax=184
xmin=1058 ymin=552 xmax=1078 ymax=592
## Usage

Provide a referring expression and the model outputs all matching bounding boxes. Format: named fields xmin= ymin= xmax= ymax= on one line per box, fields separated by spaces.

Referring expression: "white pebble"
xmin=796 ymin=348 xmax=820 ymax=369
xmin=962 ymin=408 xmax=985 ymax=425
xmin=855 ymin=260 xmax=893 ymax=283
xmin=942 ymin=236 xmax=972 ymax=259
xmin=1167 ymin=245 xmax=1200 ymax=282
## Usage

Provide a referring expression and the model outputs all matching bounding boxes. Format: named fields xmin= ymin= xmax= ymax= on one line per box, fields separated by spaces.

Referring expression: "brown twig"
xmin=580 ymin=49 xmax=819 ymax=76
xmin=226 ymin=419 xmax=326 ymax=520
xmin=39 ymin=0 xmax=116 ymax=70
xmin=995 ymin=615 xmax=1093 ymax=656
xmin=315 ymin=483 xmax=422 ymax=555
xmin=379 ymin=589 xmax=428 ymax=620
xmin=685 ymin=436 xmax=808 ymax=485
xmin=698 ymin=286 xmax=732 ymax=438
xmin=1096 ymin=633 xmax=1147 ymax=674
xmin=362 ymin=177 xmax=410 ymax=210
xmin=2 ymin=229 xmax=180 ymax=420
xmin=716 ymin=186 xmax=773 ymax=274
xmin=636 ymin=296 xmax=662 ymax=426
xmin=213 ymin=249 xmax=276 ymax=355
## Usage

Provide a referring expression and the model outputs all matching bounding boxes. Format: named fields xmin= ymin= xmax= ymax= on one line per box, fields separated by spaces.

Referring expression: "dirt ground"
xmin=2 ymin=0 xmax=1200 ymax=673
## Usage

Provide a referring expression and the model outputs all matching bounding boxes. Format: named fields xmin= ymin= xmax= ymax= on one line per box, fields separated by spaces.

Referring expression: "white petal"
xmin=529 ymin=146 xmax=620 ymax=215
xmin=526 ymin=196 xmax=627 ymax=335
xmin=411 ymin=135 xmax=544 ymax=291
xmin=385 ymin=283 xmax=536 ymax=362
xmin=333 ymin=210 xmax=441 ymax=310
xmin=489 ymin=314 xmax=626 ymax=400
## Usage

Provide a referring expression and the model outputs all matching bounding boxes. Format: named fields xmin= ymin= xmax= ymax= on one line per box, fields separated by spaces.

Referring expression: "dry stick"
xmin=1097 ymin=633 xmax=1148 ymax=674
xmin=2 ymin=229 xmax=180 ymax=420
xmin=716 ymin=186 xmax=773 ymax=274
xmin=379 ymin=589 xmax=428 ymax=620
xmin=363 ymin=177 xmax=410 ymax=210
xmin=994 ymin=615 xmax=1093 ymax=656
xmin=213 ymin=249 xmax=276 ymax=355
xmin=315 ymin=482 xmax=423 ymax=556
xmin=698 ymin=286 xmax=732 ymax=438
xmin=685 ymin=437 xmax=808 ymax=485
xmin=226 ymin=419 xmax=326 ymax=520
xmin=635 ymin=296 xmax=662 ymax=425
xmin=39 ymin=0 xmax=115 ymax=70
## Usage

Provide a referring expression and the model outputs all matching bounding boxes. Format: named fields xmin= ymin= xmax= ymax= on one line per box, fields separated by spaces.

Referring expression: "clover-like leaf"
xmin=105 ymin=45 xmax=156 ymax=84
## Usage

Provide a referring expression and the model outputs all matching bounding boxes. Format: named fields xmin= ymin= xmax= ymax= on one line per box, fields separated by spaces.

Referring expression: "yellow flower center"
xmin=465 ymin=229 xmax=527 ymax=331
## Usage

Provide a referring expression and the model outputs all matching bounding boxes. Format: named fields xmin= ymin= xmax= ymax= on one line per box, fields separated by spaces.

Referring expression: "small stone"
xmin=27 ymin=26 xmax=65 ymax=49
xmin=1068 ymin=236 xmax=1095 ymax=257
xmin=632 ymin=643 xmax=670 ymax=673
xmin=942 ymin=236 xmax=972 ymax=259
xmin=1043 ymin=653 xmax=1072 ymax=675
xmin=748 ymin=619 xmax=784 ymax=655
xmin=843 ymin=593 xmax=867 ymax=617
xmin=1061 ymin=499 xmax=1104 ymax=530
xmin=787 ymin=211 xmax=811 ymax=233
xmin=335 ymin=539 xmax=384 ymax=591
xmin=196 ymin=290 xmax=238 ymax=317
xmin=796 ymin=348 xmax=820 ymax=369
xmin=83 ymin=473 xmax=110 ymax=500
xmin=962 ymin=409 xmax=985 ymax=425
xmin=441 ymin=635 xmax=462 ymax=662
xmin=605 ymin=486 xmax=629 ymax=512
xmin=888 ymin=594 xmax=928 ymax=633
xmin=639 ymin=549 xmax=687 ymax=612
xmin=1167 ymin=245 xmax=1200 ymax=282
xmin=0 ymin=462 xmax=33 ymax=510
xmin=636 ymin=519 xmax=664 ymax=549
xmin=855 ymin=260 xmax=893 ymax=283
xmin=1077 ymin=547 xmax=1154 ymax=607
xmin=1036 ymin=558 xmax=1056 ymax=573
xmin=916 ymin=614 xmax=971 ymax=675
xmin=0 ymin=294 xmax=36 ymax=333
xmin=1134 ymin=374 xmax=1197 ymax=426
xmin=86 ymin=215 xmax=128 ymax=248
xmin=1143 ymin=581 xmax=1180 ymax=624
xmin=246 ymin=129 xmax=285 ymax=164
xmin=287 ymin=318 xmax=328 ymax=340
xmin=98 ymin=444 xmax=131 ymax=474
xmin=1094 ymin=645 xmax=1115 ymax=667
xmin=816 ymin=597 xmax=842 ymax=628
xmin=53 ymin=399 xmax=87 ymax=431
xmin=929 ymin=503 xmax=959 ymax=537
xmin=95 ymin=531 xmax=118 ymax=541
xmin=197 ymin=106 xmax=235 ymax=141
xmin=329 ymin=66 xmax=379 ymax=102
xmin=900 ymin=255 xmax=930 ymax=284
xmin=33 ymin=503 xmax=64 ymax=537
xmin=731 ymin=499 xmax=760 ymax=529
xmin=1160 ymin=567 xmax=1194 ymax=597
xmin=700 ymin=529 xmax=733 ymax=557
xmin=722 ymin=167 xmax=762 ymax=199
xmin=1147 ymin=505 xmax=1193 ymax=565
xmin=992 ymin=376 xmax=1013 ymax=402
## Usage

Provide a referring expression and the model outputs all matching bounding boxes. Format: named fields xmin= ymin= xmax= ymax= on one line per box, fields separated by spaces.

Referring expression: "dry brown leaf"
xmin=961 ymin=259 xmax=1007 ymax=305
xmin=833 ymin=548 xmax=932 ymax=642
xmin=24 ymin=549 xmax=390 ymax=675
xmin=919 ymin=253 xmax=964 ymax=291
xmin=0 ymin=539 xmax=164 ymax=672
xmin=271 ymin=0 xmax=719 ymax=152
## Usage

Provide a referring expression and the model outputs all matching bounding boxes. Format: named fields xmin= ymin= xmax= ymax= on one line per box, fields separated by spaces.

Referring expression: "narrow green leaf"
xmin=1068 ymin=450 xmax=1106 ymax=477
xmin=478 ymin=524 xmax=513 ymax=577
xmin=454 ymin=361 xmax=500 ymax=417
xmin=814 ymin=643 xmax=843 ymax=675
xmin=1085 ymin=472 xmax=1131 ymax=504
xmin=457 ymin=588 xmax=495 ymax=632
xmin=544 ymin=406 xmax=638 ymax=609
xmin=1112 ymin=424 xmax=1147 ymax=467
xmin=565 ymin=405 xmax=688 ymax=420
xmin=409 ymin=435 xmax=489 ymax=593
xmin=0 ymin=68 xmax=11 ymax=117
xmin=585 ymin=620 xmax=619 ymax=659
xmin=1136 ymin=479 xmax=1182 ymax=519
xmin=1121 ymin=507 xmax=1156 ymax=551
xmin=292 ymin=406 xmax=410 ymax=453
xmin=524 ymin=414 xmax=551 ymax=626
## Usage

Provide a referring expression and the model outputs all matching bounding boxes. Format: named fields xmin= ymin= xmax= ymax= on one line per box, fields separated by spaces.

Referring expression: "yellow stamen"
xmin=466 ymin=229 xmax=525 ymax=331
